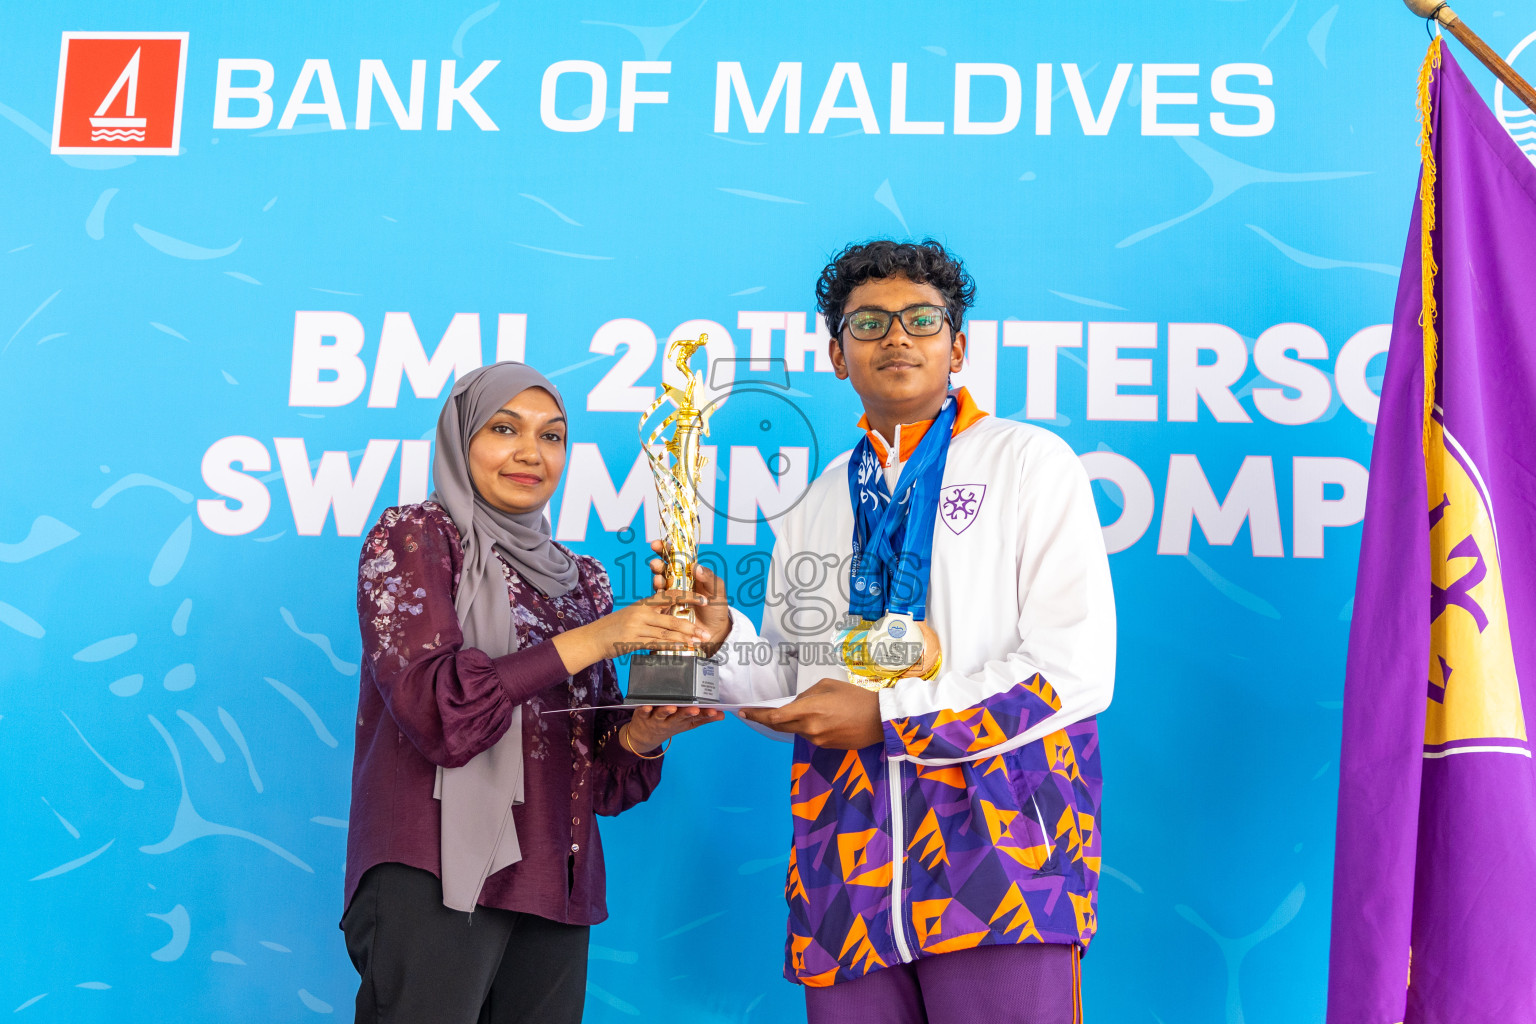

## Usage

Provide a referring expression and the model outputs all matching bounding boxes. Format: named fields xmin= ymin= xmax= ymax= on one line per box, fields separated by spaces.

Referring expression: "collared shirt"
xmin=857 ymin=387 xmax=991 ymax=490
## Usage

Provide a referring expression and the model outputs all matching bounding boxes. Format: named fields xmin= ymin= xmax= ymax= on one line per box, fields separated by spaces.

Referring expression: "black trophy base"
xmin=625 ymin=652 xmax=720 ymax=704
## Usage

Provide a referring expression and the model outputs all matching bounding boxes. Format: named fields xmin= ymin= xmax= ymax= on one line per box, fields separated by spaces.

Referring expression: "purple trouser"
xmin=804 ymin=943 xmax=1081 ymax=1024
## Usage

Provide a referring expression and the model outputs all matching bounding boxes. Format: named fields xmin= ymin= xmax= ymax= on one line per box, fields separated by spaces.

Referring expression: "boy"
xmin=671 ymin=239 xmax=1115 ymax=1023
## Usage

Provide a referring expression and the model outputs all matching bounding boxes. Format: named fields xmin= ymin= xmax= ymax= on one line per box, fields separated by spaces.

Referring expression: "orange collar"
xmin=857 ymin=387 xmax=990 ymax=466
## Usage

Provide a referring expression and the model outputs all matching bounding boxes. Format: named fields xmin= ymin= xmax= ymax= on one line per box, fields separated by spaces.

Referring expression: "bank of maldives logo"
xmin=1499 ymin=30 xmax=1536 ymax=168
xmin=51 ymin=32 xmax=188 ymax=155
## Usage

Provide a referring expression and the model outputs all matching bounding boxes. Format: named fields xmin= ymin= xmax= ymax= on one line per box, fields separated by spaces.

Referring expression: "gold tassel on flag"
xmin=1416 ymin=35 xmax=1442 ymax=461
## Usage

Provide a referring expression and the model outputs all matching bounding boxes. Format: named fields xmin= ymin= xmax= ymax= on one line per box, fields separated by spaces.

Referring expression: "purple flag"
xmin=1327 ymin=42 xmax=1536 ymax=1024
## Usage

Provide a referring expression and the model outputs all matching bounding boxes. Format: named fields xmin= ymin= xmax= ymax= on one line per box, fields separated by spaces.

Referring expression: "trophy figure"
xmin=624 ymin=334 xmax=721 ymax=704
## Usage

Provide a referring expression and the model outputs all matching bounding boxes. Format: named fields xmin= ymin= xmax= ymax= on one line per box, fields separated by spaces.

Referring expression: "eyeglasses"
xmin=838 ymin=304 xmax=955 ymax=341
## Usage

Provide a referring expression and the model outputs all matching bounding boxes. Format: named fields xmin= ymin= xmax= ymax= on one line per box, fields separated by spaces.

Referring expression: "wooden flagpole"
xmin=1404 ymin=0 xmax=1536 ymax=114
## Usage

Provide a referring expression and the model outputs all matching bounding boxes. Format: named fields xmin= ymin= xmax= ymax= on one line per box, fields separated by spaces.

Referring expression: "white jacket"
xmin=716 ymin=410 xmax=1117 ymax=765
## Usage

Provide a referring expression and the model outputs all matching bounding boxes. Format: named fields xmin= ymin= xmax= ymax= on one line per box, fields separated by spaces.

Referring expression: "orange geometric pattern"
xmin=790 ymin=933 xmax=813 ymax=974
xmin=791 ymin=760 xmax=810 ymax=795
xmin=981 ymin=799 xmax=1019 ymax=844
xmin=792 ymin=789 xmax=832 ymax=821
xmin=889 ymin=717 xmax=933 ymax=757
xmin=1043 ymin=729 xmax=1080 ymax=782
xmin=1022 ymin=672 xmax=1063 ymax=712
xmin=1068 ymin=891 xmax=1097 ymax=936
xmin=786 ymin=845 xmax=808 ymax=905
xmin=925 ymin=929 xmax=990 ymax=955
xmin=912 ymin=898 xmax=950 ymax=947
xmin=1054 ymin=806 xmax=1095 ymax=864
xmin=927 ymin=706 xmax=1008 ymax=753
xmin=834 ymin=750 xmax=875 ymax=798
xmin=837 ymin=915 xmax=888 ymax=974
xmin=780 ymin=683 xmax=1101 ymax=990
xmin=990 ymin=882 xmax=1044 ymax=942
xmin=912 ymin=897 xmax=988 ymax=952
xmin=801 ymin=966 xmax=841 ymax=988
xmin=984 ymin=798 xmax=1052 ymax=869
xmin=886 ymin=674 xmax=1062 ymax=760
xmin=915 ymin=762 xmax=968 ymax=789
xmin=909 ymin=807 xmax=950 ymax=869
xmin=997 ymin=840 xmax=1053 ymax=870
xmin=838 ymin=829 xmax=892 ymax=887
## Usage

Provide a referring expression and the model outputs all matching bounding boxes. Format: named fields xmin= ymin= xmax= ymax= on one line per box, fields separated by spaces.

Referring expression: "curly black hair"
xmin=815 ymin=239 xmax=976 ymax=345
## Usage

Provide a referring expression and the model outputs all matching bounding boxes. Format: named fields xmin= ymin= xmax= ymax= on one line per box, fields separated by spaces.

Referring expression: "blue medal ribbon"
xmin=847 ymin=397 xmax=958 ymax=622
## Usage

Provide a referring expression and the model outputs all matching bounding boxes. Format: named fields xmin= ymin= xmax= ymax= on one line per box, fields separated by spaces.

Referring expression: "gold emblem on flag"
xmin=1424 ymin=418 xmax=1526 ymax=746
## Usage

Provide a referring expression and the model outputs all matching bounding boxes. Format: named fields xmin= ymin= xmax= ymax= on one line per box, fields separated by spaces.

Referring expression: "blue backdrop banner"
xmin=4 ymin=2 xmax=1534 ymax=1021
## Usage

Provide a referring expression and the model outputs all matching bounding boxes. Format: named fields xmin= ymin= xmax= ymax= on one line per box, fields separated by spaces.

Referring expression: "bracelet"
xmin=621 ymin=726 xmax=671 ymax=760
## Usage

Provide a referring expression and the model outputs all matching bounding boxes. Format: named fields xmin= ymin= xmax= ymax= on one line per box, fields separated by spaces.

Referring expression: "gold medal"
xmin=838 ymin=614 xmax=943 ymax=690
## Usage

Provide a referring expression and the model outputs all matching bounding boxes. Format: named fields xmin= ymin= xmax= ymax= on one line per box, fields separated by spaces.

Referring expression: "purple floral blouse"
xmin=343 ymin=501 xmax=662 ymax=925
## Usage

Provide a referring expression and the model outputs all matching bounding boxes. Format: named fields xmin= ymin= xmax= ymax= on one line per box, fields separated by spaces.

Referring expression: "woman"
xmin=341 ymin=362 xmax=720 ymax=1024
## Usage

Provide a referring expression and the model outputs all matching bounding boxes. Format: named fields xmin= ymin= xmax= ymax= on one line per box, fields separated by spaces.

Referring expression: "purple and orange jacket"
xmin=716 ymin=393 xmax=1117 ymax=986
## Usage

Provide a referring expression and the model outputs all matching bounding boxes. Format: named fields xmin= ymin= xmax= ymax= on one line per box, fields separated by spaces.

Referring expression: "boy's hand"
xmin=649 ymin=541 xmax=732 ymax=656
xmin=739 ymin=679 xmax=884 ymax=750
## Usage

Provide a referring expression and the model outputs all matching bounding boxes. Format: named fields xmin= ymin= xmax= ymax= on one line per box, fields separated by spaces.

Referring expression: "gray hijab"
xmin=430 ymin=361 xmax=579 ymax=912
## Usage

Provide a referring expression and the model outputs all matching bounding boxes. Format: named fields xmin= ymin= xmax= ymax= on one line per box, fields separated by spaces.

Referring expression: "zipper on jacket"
xmin=887 ymin=757 xmax=916 ymax=963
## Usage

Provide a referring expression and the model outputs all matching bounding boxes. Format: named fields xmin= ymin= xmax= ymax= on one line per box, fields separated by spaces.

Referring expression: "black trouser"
xmin=341 ymin=863 xmax=590 ymax=1024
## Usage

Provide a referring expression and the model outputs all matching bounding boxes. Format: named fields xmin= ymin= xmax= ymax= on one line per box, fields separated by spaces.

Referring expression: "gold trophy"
xmin=624 ymin=334 xmax=721 ymax=704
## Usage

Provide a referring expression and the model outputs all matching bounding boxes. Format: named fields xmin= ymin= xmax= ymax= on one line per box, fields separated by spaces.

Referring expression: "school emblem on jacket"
xmin=940 ymin=484 xmax=985 ymax=535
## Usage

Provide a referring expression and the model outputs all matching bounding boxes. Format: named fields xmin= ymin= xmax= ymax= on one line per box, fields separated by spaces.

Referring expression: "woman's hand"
xmin=552 ymin=592 xmax=714 ymax=675
xmin=620 ymin=704 xmax=724 ymax=753
xmin=649 ymin=542 xmax=733 ymax=656
xmin=599 ymin=591 xmax=714 ymax=655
